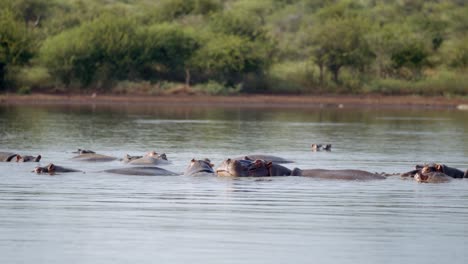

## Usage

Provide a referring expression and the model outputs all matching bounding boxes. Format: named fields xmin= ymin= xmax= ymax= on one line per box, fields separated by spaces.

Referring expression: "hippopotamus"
xmin=122 ymin=154 xmax=143 ymax=163
xmin=72 ymin=149 xmax=95 ymax=154
xmin=0 ymin=152 xmax=17 ymax=161
xmin=312 ymin=144 xmax=332 ymax=151
xmin=216 ymin=158 xmax=291 ymax=177
xmin=34 ymin=163 xmax=81 ymax=174
xmin=126 ymin=151 xmax=169 ymax=165
xmin=426 ymin=164 xmax=467 ymax=178
xmin=104 ymin=166 xmax=178 ymax=176
xmin=184 ymin=159 xmax=215 ymax=176
xmin=72 ymin=152 xmax=117 ymax=162
xmin=414 ymin=171 xmax=452 ymax=183
xmin=0 ymin=152 xmax=41 ymax=162
xmin=233 ymin=155 xmax=293 ymax=164
xmin=401 ymin=163 xmax=467 ymax=179
xmin=16 ymin=154 xmax=42 ymax=162
xmin=291 ymin=168 xmax=386 ymax=180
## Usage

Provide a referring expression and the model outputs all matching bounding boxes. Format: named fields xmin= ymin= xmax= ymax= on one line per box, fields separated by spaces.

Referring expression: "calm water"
xmin=1 ymin=104 xmax=467 ymax=264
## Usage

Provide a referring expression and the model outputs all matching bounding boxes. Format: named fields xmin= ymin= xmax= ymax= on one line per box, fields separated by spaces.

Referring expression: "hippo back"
xmin=0 ymin=152 xmax=17 ymax=162
xmin=234 ymin=155 xmax=293 ymax=164
xmin=128 ymin=156 xmax=170 ymax=165
xmin=72 ymin=153 xmax=117 ymax=162
xmin=104 ymin=167 xmax=178 ymax=176
xmin=292 ymin=168 xmax=385 ymax=180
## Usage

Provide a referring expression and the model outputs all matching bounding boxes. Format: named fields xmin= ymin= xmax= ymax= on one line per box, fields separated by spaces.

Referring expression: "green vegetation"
xmin=0 ymin=0 xmax=467 ymax=96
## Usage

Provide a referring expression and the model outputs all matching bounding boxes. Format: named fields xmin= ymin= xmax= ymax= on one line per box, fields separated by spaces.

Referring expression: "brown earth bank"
xmin=1 ymin=93 xmax=468 ymax=109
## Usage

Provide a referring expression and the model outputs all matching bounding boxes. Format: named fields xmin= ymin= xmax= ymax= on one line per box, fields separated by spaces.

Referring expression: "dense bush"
xmin=0 ymin=9 xmax=36 ymax=90
xmin=0 ymin=0 xmax=466 ymax=96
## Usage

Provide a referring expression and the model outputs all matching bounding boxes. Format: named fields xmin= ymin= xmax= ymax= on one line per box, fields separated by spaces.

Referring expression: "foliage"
xmin=310 ymin=16 xmax=374 ymax=84
xmin=1 ymin=0 xmax=467 ymax=96
xmin=191 ymin=33 xmax=272 ymax=86
xmin=140 ymin=23 xmax=199 ymax=81
xmin=40 ymin=13 xmax=142 ymax=88
xmin=0 ymin=8 xmax=38 ymax=90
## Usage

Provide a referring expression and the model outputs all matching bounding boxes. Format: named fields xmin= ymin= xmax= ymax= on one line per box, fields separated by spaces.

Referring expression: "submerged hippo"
xmin=426 ymin=164 xmax=467 ymax=178
xmin=72 ymin=153 xmax=117 ymax=162
xmin=16 ymin=154 xmax=42 ymax=162
xmin=122 ymin=154 xmax=143 ymax=163
xmin=233 ymin=154 xmax=293 ymax=164
xmin=0 ymin=152 xmax=41 ymax=162
xmin=0 ymin=152 xmax=17 ymax=162
xmin=311 ymin=144 xmax=332 ymax=151
xmin=34 ymin=163 xmax=81 ymax=174
xmin=414 ymin=171 xmax=452 ymax=183
xmin=126 ymin=151 xmax=169 ymax=165
xmin=184 ymin=159 xmax=215 ymax=176
xmin=291 ymin=168 xmax=386 ymax=180
xmin=104 ymin=166 xmax=178 ymax=176
xmin=72 ymin=149 xmax=96 ymax=154
xmin=216 ymin=158 xmax=291 ymax=177
xmin=401 ymin=163 xmax=467 ymax=179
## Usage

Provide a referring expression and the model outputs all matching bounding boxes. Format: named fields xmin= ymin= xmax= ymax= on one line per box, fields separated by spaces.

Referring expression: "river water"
xmin=0 ymin=104 xmax=467 ymax=264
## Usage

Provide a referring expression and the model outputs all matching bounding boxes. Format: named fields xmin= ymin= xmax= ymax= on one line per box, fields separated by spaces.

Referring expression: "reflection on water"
xmin=0 ymin=104 xmax=467 ymax=264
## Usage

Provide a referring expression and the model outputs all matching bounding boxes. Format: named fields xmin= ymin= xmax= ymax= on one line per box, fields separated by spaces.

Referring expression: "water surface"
xmin=1 ymin=104 xmax=467 ymax=263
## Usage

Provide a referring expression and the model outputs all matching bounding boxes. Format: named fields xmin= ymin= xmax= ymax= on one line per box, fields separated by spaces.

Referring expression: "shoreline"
xmin=1 ymin=93 xmax=468 ymax=109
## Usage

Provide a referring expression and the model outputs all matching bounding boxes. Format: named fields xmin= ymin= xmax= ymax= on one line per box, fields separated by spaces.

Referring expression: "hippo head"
xmin=311 ymin=144 xmax=322 ymax=151
xmin=421 ymin=163 xmax=443 ymax=174
xmin=146 ymin=151 xmax=167 ymax=160
xmin=216 ymin=159 xmax=271 ymax=177
xmin=34 ymin=163 xmax=55 ymax=174
xmin=16 ymin=154 xmax=41 ymax=162
xmin=415 ymin=171 xmax=451 ymax=183
xmin=73 ymin=149 xmax=95 ymax=154
xmin=185 ymin=158 xmax=215 ymax=175
xmin=34 ymin=166 xmax=46 ymax=174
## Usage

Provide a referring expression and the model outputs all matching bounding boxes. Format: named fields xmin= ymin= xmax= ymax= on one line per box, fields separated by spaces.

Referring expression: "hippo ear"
xmin=16 ymin=155 xmax=22 ymax=162
xmin=244 ymin=156 xmax=253 ymax=161
xmin=435 ymin=164 xmax=444 ymax=172
xmin=191 ymin=158 xmax=196 ymax=163
xmin=266 ymin=161 xmax=272 ymax=169
xmin=48 ymin=163 xmax=55 ymax=171
xmin=254 ymin=160 xmax=263 ymax=168
xmin=160 ymin=153 xmax=167 ymax=160
xmin=35 ymin=155 xmax=41 ymax=162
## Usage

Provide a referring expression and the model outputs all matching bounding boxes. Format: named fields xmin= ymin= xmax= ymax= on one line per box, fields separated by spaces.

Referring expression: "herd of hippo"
xmin=1 ymin=150 xmax=467 ymax=183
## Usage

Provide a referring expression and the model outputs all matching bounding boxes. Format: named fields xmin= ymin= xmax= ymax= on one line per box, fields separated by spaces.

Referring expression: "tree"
xmin=0 ymin=9 xmax=35 ymax=89
xmin=311 ymin=16 xmax=374 ymax=83
xmin=140 ymin=23 xmax=200 ymax=86
xmin=190 ymin=33 xmax=272 ymax=86
xmin=390 ymin=35 xmax=430 ymax=78
xmin=40 ymin=14 xmax=141 ymax=88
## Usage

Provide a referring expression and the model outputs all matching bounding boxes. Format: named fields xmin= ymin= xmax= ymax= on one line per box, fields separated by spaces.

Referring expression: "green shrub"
xmin=13 ymin=66 xmax=52 ymax=90
xmin=266 ymin=61 xmax=317 ymax=93
xmin=193 ymin=80 xmax=241 ymax=95
xmin=17 ymin=86 xmax=31 ymax=95
xmin=364 ymin=70 xmax=468 ymax=96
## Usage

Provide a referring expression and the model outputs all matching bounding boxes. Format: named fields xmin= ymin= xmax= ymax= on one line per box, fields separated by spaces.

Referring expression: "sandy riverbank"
xmin=1 ymin=93 xmax=468 ymax=109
